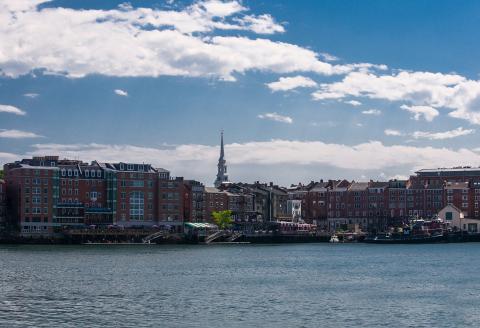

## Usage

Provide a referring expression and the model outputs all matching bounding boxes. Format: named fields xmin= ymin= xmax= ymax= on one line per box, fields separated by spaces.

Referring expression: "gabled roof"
xmin=349 ymin=182 xmax=369 ymax=191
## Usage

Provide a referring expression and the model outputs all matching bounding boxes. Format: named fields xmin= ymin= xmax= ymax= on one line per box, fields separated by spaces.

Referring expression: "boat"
xmin=329 ymin=234 xmax=340 ymax=243
xmin=364 ymin=231 xmax=446 ymax=244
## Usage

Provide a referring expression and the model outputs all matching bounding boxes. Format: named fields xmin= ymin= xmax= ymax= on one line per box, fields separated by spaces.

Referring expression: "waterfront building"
xmin=184 ymin=180 xmax=205 ymax=223
xmin=4 ymin=156 xmax=59 ymax=236
xmin=327 ymin=180 xmax=351 ymax=219
xmin=214 ymin=130 xmax=229 ymax=188
xmin=305 ymin=181 xmax=329 ymax=226
xmin=438 ymin=204 xmax=480 ymax=233
xmin=286 ymin=200 xmax=303 ymax=222
xmin=0 ymin=179 xmax=5 ymax=232
xmin=265 ymin=183 xmax=290 ymax=221
xmin=3 ymin=156 xmax=185 ymax=237
xmin=239 ymin=182 xmax=271 ymax=222
xmin=157 ymin=170 xmax=185 ymax=232
xmin=204 ymin=187 xmax=229 ymax=222
xmin=218 ymin=183 xmax=256 ymax=223
xmin=286 ymin=183 xmax=309 ymax=222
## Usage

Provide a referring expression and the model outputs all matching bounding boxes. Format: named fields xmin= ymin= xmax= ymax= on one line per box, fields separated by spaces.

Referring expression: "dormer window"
xmin=68 ymin=169 xmax=72 ymax=177
xmin=119 ymin=163 xmax=124 ymax=170
xmin=74 ymin=170 xmax=78 ymax=177
xmin=85 ymin=170 xmax=90 ymax=178
xmin=127 ymin=164 xmax=134 ymax=171
xmin=139 ymin=165 xmax=144 ymax=171
xmin=61 ymin=169 xmax=66 ymax=177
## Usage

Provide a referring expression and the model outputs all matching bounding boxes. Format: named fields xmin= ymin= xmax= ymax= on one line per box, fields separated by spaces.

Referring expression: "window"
xmin=119 ymin=163 xmax=125 ymax=170
xmin=85 ymin=170 xmax=90 ymax=178
xmin=74 ymin=170 xmax=78 ymax=177
xmin=68 ymin=169 xmax=72 ymax=177
xmin=129 ymin=191 xmax=144 ymax=220
xmin=61 ymin=169 xmax=66 ymax=177
xmin=130 ymin=180 xmax=144 ymax=188
xmin=97 ymin=170 xmax=101 ymax=178
xmin=127 ymin=164 xmax=134 ymax=171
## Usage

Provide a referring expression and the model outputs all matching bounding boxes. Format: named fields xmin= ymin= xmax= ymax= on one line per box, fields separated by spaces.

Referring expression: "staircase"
xmin=227 ymin=231 xmax=243 ymax=242
xmin=204 ymin=230 xmax=226 ymax=244
xmin=143 ymin=230 xmax=167 ymax=244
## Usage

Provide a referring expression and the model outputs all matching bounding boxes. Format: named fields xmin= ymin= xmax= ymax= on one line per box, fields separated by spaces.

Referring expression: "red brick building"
xmin=184 ymin=180 xmax=205 ymax=223
xmin=204 ymin=187 xmax=229 ymax=223
xmin=0 ymin=179 xmax=6 ymax=231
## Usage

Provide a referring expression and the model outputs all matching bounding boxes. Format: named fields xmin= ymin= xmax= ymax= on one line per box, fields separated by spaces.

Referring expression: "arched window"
xmin=129 ymin=191 xmax=144 ymax=221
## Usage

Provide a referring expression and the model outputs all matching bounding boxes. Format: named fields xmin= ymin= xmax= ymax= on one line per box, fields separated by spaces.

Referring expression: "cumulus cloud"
xmin=258 ymin=112 xmax=293 ymax=124
xmin=0 ymin=104 xmax=26 ymax=116
xmin=384 ymin=129 xmax=403 ymax=136
xmin=344 ymin=100 xmax=361 ymax=106
xmin=384 ymin=127 xmax=474 ymax=140
xmin=412 ymin=127 xmax=475 ymax=140
xmin=319 ymin=53 xmax=339 ymax=62
xmin=24 ymin=140 xmax=480 ymax=184
xmin=312 ymin=70 xmax=480 ymax=126
xmin=114 ymin=89 xmax=128 ymax=97
xmin=0 ymin=0 xmax=370 ymax=81
xmin=266 ymin=75 xmax=317 ymax=92
xmin=361 ymin=109 xmax=381 ymax=115
xmin=400 ymin=104 xmax=439 ymax=122
xmin=0 ymin=129 xmax=43 ymax=138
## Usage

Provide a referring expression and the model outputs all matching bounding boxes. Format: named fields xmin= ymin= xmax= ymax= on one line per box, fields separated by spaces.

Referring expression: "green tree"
xmin=212 ymin=210 xmax=233 ymax=230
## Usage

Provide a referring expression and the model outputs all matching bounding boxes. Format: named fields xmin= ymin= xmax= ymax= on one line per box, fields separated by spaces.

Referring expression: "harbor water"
xmin=1 ymin=243 xmax=480 ymax=327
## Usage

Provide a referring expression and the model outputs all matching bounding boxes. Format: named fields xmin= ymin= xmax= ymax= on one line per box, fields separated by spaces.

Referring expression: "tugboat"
xmin=364 ymin=218 xmax=447 ymax=244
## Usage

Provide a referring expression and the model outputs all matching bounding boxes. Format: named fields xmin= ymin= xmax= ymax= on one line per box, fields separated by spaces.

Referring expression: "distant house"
xmin=438 ymin=204 xmax=480 ymax=233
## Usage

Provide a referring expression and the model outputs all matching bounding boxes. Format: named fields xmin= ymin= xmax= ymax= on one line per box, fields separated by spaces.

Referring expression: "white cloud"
xmin=312 ymin=70 xmax=480 ymax=126
xmin=0 ymin=129 xmax=43 ymax=138
xmin=319 ymin=53 xmax=339 ymax=62
xmin=26 ymin=140 xmax=480 ymax=184
xmin=412 ymin=127 xmax=475 ymax=140
xmin=400 ymin=104 xmax=439 ymax=122
xmin=344 ymin=100 xmax=361 ymax=106
xmin=23 ymin=93 xmax=39 ymax=98
xmin=384 ymin=129 xmax=403 ymax=136
xmin=258 ymin=112 xmax=293 ymax=124
xmin=235 ymin=14 xmax=285 ymax=34
xmin=0 ymin=104 xmax=26 ymax=116
xmin=266 ymin=75 xmax=317 ymax=92
xmin=0 ymin=0 xmax=367 ymax=81
xmin=361 ymin=109 xmax=381 ymax=115
xmin=114 ymin=89 xmax=128 ymax=97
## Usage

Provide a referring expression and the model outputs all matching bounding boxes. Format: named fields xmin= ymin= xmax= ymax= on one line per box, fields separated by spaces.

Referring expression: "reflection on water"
xmin=1 ymin=243 xmax=480 ymax=328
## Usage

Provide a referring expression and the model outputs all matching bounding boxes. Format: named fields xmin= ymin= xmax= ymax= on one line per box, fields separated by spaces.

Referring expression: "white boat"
xmin=329 ymin=234 xmax=340 ymax=243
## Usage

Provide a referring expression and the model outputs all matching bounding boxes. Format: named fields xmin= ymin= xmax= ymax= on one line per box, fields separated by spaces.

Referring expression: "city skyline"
xmin=2 ymin=0 xmax=480 ymax=186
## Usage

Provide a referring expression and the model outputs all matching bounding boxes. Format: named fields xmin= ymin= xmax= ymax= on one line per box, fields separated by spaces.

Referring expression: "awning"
xmin=184 ymin=222 xmax=218 ymax=229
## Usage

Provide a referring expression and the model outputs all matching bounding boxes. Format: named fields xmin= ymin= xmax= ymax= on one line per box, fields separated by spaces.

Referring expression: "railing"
xmin=227 ymin=231 xmax=243 ymax=242
xmin=204 ymin=230 xmax=225 ymax=244
xmin=143 ymin=230 xmax=167 ymax=244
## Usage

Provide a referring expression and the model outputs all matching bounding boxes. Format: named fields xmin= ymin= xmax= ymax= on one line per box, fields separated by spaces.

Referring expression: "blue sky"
xmin=1 ymin=0 xmax=480 ymax=185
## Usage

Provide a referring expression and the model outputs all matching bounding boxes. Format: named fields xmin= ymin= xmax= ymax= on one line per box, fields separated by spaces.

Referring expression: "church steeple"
xmin=214 ymin=130 xmax=229 ymax=187
xmin=220 ymin=130 xmax=225 ymax=160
